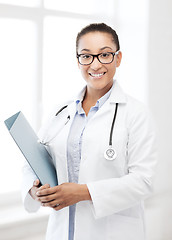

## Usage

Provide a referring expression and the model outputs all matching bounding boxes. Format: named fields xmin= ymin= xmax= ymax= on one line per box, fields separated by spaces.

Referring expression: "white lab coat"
xmin=22 ymin=81 xmax=157 ymax=240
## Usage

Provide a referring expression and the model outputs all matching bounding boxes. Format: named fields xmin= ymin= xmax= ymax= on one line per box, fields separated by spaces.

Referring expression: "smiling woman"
xmin=22 ymin=23 xmax=157 ymax=240
xmin=0 ymin=0 xmax=157 ymax=239
xmin=77 ymin=31 xmax=122 ymax=109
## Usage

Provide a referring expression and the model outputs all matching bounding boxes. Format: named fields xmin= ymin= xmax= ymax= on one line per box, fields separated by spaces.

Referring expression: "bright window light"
xmin=44 ymin=0 xmax=115 ymax=16
xmin=42 ymin=17 xmax=94 ymax=118
xmin=0 ymin=0 xmax=41 ymax=7
xmin=0 ymin=19 xmax=37 ymax=194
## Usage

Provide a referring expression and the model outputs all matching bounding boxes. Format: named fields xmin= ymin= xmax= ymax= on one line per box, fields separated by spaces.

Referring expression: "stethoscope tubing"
xmin=40 ymin=103 xmax=119 ymax=161
xmin=109 ymin=103 xmax=118 ymax=146
xmin=55 ymin=105 xmax=68 ymax=116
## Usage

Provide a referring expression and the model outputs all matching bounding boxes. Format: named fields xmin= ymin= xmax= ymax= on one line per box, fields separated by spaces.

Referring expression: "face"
xmin=77 ymin=31 xmax=122 ymax=94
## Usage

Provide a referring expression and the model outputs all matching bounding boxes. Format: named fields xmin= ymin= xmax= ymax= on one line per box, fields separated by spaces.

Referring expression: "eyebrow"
xmin=80 ymin=48 xmax=90 ymax=52
xmin=80 ymin=46 xmax=113 ymax=53
xmin=100 ymin=46 xmax=113 ymax=51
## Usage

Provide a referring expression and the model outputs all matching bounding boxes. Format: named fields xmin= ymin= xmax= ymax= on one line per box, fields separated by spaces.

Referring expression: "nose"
xmin=90 ymin=56 xmax=102 ymax=70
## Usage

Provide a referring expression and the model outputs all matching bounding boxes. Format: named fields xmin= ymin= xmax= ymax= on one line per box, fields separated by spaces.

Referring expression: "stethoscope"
xmin=104 ymin=103 xmax=118 ymax=161
xmin=39 ymin=103 xmax=118 ymax=161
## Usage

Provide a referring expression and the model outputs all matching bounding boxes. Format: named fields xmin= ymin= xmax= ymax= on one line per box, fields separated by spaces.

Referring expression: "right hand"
xmin=29 ymin=179 xmax=50 ymax=201
xmin=29 ymin=179 xmax=41 ymax=200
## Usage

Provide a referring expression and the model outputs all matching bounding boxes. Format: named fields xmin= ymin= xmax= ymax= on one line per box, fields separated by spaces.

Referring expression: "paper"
xmin=4 ymin=111 xmax=58 ymax=187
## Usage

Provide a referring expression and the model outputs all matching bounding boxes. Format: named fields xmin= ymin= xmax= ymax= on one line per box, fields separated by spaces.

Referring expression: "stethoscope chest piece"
xmin=104 ymin=146 xmax=117 ymax=161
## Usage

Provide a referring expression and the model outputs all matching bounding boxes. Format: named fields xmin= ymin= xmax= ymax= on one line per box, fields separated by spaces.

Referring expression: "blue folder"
xmin=4 ymin=111 xmax=58 ymax=187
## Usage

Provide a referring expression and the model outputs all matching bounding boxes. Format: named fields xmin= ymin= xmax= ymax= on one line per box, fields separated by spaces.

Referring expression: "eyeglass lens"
xmin=78 ymin=52 xmax=114 ymax=65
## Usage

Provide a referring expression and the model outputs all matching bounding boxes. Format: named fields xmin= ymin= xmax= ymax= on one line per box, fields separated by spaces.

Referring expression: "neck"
xmin=82 ymin=82 xmax=113 ymax=116
xmin=84 ymin=83 xmax=113 ymax=103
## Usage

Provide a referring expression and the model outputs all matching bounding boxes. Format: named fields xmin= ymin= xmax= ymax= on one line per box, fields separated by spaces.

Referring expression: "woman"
xmin=22 ymin=23 xmax=157 ymax=240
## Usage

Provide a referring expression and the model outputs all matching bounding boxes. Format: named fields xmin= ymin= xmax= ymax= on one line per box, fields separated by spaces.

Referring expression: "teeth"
xmin=90 ymin=73 xmax=104 ymax=77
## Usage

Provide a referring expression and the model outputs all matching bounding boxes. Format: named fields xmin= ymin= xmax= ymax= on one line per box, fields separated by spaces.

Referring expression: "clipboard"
xmin=4 ymin=111 xmax=58 ymax=187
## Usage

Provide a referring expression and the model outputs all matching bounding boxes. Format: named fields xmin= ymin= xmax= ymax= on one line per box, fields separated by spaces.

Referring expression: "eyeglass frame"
xmin=76 ymin=50 xmax=120 ymax=66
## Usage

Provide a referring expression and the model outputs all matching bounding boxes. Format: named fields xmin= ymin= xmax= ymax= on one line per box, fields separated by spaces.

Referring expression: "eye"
xmin=80 ymin=54 xmax=92 ymax=59
xmin=100 ymin=52 xmax=111 ymax=58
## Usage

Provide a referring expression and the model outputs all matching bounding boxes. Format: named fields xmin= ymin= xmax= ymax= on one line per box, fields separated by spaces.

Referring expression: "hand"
xmin=29 ymin=179 xmax=49 ymax=201
xmin=36 ymin=182 xmax=91 ymax=211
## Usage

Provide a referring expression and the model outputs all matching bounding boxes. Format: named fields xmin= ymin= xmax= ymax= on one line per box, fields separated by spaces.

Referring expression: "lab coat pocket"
xmin=107 ymin=213 xmax=145 ymax=240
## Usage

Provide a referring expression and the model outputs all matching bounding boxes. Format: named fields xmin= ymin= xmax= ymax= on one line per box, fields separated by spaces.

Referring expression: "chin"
xmin=92 ymin=79 xmax=113 ymax=88
xmin=89 ymin=82 xmax=112 ymax=92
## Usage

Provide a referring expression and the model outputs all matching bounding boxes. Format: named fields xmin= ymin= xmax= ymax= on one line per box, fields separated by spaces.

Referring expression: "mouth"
xmin=89 ymin=72 xmax=106 ymax=78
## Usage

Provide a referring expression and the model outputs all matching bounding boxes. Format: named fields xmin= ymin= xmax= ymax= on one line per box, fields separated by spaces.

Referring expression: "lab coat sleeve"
xmin=87 ymin=106 xmax=157 ymax=219
xmin=21 ymin=161 xmax=41 ymax=213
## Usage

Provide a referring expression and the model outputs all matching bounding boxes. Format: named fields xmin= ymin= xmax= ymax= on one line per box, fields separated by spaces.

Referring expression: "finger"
xmin=42 ymin=201 xmax=62 ymax=208
xmin=53 ymin=203 xmax=64 ymax=211
xmin=37 ymin=186 xmax=58 ymax=196
xmin=37 ymin=194 xmax=57 ymax=203
xmin=38 ymin=184 xmax=50 ymax=190
xmin=41 ymin=199 xmax=58 ymax=207
xmin=36 ymin=184 xmax=50 ymax=194
xmin=36 ymin=184 xmax=50 ymax=197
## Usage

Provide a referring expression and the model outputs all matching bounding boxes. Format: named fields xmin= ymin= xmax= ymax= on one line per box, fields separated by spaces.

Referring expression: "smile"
xmin=89 ymin=72 xmax=106 ymax=78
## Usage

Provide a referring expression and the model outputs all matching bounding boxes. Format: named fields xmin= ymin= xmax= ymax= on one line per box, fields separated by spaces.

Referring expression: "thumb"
xmin=33 ymin=179 xmax=40 ymax=187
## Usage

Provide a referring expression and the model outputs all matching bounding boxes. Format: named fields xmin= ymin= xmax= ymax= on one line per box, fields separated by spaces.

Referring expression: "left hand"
xmin=36 ymin=182 xmax=91 ymax=211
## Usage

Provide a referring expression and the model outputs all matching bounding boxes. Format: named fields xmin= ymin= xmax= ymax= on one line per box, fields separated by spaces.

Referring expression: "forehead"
xmin=78 ymin=31 xmax=116 ymax=52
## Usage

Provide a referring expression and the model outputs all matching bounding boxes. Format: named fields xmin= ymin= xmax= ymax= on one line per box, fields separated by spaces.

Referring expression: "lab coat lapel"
xmin=109 ymin=81 xmax=127 ymax=104
xmin=58 ymin=101 xmax=76 ymax=161
xmin=84 ymin=81 xmax=127 ymax=122
xmin=58 ymin=101 xmax=76 ymax=183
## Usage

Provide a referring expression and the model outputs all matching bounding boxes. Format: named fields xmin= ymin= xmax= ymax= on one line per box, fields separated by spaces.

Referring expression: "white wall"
xmin=145 ymin=0 xmax=172 ymax=239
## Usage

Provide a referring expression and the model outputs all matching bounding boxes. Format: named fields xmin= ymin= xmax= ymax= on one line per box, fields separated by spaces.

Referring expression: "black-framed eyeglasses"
xmin=77 ymin=51 xmax=120 ymax=65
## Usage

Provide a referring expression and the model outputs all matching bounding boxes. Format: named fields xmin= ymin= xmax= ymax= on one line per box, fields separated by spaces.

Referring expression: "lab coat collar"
xmin=75 ymin=86 xmax=112 ymax=114
xmin=109 ymin=80 xmax=127 ymax=104
xmin=75 ymin=80 xmax=127 ymax=104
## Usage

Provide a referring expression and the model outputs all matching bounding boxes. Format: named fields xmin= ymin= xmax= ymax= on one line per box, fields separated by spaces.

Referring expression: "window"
xmin=0 ymin=0 xmax=41 ymax=7
xmin=42 ymin=16 xmax=92 ymax=115
xmin=0 ymin=0 xmax=116 ymax=195
xmin=0 ymin=18 xmax=37 ymax=193
xmin=44 ymin=0 xmax=115 ymax=16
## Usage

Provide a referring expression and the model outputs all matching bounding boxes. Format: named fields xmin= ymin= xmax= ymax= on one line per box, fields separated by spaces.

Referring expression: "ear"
xmin=116 ymin=51 xmax=122 ymax=67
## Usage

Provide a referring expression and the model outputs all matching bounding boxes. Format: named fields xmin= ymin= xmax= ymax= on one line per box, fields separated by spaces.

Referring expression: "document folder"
xmin=4 ymin=111 xmax=58 ymax=187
